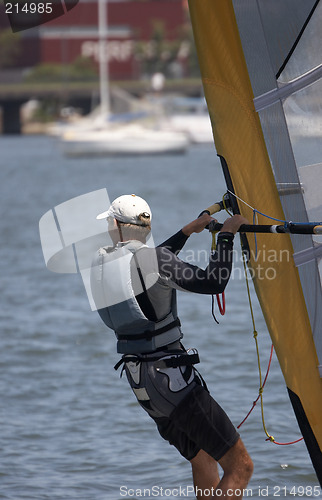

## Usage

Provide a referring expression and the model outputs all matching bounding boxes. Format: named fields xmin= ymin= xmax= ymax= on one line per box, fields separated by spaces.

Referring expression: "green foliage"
xmin=0 ymin=29 xmax=21 ymax=68
xmin=179 ymin=20 xmax=201 ymax=78
xmin=72 ymin=56 xmax=99 ymax=79
xmin=32 ymin=98 xmax=61 ymax=122
xmin=133 ymin=18 xmax=200 ymax=79
xmin=24 ymin=56 xmax=98 ymax=83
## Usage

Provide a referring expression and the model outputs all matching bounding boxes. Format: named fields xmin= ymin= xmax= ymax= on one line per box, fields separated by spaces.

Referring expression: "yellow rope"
xmin=219 ymin=194 xmax=300 ymax=444
xmin=211 ymin=194 xmax=232 ymax=252
xmin=213 ymin=195 xmax=274 ymax=439
xmin=222 ymin=194 xmax=233 ymax=216
xmin=241 ymin=248 xmax=275 ymax=442
xmin=211 ymin=231 xmax=217 ymax=253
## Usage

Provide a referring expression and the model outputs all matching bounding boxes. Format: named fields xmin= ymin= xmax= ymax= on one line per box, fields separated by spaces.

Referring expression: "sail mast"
xmin=188 ymin=0 xmax=322 ymax=484
xmin=98 ymin=0 xmax=110 ymax=116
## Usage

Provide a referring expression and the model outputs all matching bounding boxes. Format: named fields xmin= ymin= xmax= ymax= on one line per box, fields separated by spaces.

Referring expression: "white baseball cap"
xmin=96 ymin=194 xmax=152 ymax=226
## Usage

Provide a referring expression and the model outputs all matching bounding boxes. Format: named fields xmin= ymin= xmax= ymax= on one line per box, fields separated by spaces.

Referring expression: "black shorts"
xmin=154 ymin=384 xmax=240 ymax=461
xmin=124 ymin=348 xmax=239 ymax=462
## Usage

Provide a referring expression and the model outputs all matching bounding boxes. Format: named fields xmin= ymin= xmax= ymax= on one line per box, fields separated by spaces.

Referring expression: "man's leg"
xmin=216 ymin=438 xmax=253 ymax=498
xmin=190 ymin=439 xmax=253 ymax=500
xmin=190 ymin=449 xmax=220 ymax=500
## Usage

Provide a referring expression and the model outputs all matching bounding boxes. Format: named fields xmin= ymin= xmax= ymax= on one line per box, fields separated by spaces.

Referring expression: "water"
xmin=0 ymin=136 xmax=320 ymax=499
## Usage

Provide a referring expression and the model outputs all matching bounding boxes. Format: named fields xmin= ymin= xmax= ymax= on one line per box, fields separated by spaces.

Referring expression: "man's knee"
xmin=219 ymin=439 xmax=253 ymax=480
xmin=190 ymin=449 xmax=221 ymax=489
xmin=190 ymin=449 xmax=217 ymax=471
xmin=240 ymin=450 xmax=253 ymax=481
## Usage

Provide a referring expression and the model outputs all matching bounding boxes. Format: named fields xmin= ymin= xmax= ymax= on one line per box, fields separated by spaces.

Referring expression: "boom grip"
xmin=205 ymin=202 xmax=222 ymax=215
xmin=198 ymin=202 xmax=223 ymax=218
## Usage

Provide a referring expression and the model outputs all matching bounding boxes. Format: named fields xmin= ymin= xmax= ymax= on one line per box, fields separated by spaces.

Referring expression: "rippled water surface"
xmin=0 ymin=136 xmax=320 ymax=499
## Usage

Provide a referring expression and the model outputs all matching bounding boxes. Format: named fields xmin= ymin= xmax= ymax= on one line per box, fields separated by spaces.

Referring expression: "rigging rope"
xmin=209 ymin=191 xmax=304 ymax=444
xmin=226 ymin=190 xmax=287 ymax=223
xmin=237 ymin=343 xmax=274 ymax=429
xmin=240 ymin=247 xmax=275 ymax=442
xmin=211 ymin=230 xmax=225 ymax=322
xmin=238 ymin=230 xmax=304 ymax=446
xmin=222 ymin=194 xmax=233 ymax=216
xmin=216 ymin=293 xmax=225 ymax=316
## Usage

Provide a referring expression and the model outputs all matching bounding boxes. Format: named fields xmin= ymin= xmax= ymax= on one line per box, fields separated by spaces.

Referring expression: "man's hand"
xmin=182 ymin=213 xmax=214 ymax=236
xmin=220 ymin=214 xmax=249 ymax=235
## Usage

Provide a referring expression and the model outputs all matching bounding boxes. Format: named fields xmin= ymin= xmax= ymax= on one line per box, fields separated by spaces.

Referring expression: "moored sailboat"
xmin=60 ymin=0 xmax=189 ymax=157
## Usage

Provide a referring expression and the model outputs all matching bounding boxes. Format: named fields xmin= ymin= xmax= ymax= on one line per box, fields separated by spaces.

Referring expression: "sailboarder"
xmin=90 ymin=194 xmax=253 ymax=499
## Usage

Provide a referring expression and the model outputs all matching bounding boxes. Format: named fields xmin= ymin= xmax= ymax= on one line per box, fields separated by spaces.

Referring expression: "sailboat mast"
xmin=98 ymin=0 xmax=110 ymax=116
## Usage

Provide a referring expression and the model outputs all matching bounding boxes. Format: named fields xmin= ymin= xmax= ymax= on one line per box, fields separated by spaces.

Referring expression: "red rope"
xmin=266 ymin=437 xmax=304 ymax=445
xmin=238 ymin=344 xmax=304 ymax=445
xmin=237 ymin=344 xmax=274 ymax=429
xmin=216 ymin=292 xmax=225 ymax=315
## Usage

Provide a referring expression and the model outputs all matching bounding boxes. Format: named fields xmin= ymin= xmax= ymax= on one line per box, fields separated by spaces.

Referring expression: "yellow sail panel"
xmin=188 ymin=0 xmax=322 ymax=457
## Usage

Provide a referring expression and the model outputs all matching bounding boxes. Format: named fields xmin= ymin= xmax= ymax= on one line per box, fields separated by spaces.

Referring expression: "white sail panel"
xmin=233 ymin=0 xmax=322 ymax=366
xmin=278 ymin=1 xmax=322 ymax=82
xmin=279 ymin=4 xmax=322 ymax=364
xmin=233 ymin=0 xmax=319 ymax=95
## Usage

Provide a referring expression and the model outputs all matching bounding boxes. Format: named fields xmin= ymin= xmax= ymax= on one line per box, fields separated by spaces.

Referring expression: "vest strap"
xmin=114 ymin=350 xmax=200 ymax=371
xmin=116 ymin=318 xmax=181 ymax=342
xmin=154 ymin=352 xmax=200 ymax=369
xmin=132 ymin=251 xmax=158 ymax=322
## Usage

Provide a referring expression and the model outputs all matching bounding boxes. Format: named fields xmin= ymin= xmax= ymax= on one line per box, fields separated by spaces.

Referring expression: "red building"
xmin=1 ymin=0 xmax=190 ymax=80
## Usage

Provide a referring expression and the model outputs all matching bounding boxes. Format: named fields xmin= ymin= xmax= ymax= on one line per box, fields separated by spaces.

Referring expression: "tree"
xmin=133 ymin=18 xmax=200 ymax=80
xmin=0 ymin=29 xmax=21 ymax=68
xmin=134 ymin=21 xmax=184 ymax=78
xmin=24 ymin=57 xmax=98 ymax=83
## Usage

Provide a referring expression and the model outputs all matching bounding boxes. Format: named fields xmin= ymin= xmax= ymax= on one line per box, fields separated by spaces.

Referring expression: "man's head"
xmin=96 ymin=194 xmax=152 ymax=243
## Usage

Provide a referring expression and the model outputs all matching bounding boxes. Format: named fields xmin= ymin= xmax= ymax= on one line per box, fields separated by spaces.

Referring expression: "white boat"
xmin=167 ymin=113 xmax=213 ymax=143
xmin=59 ymin=0 xmax=189 ymax=157
xmin=61 ymin=123 xmax=188 ymax=156
xmin=49 ymin=108 xmax=149 ymax=137
xmin=160 ymin=97 xmax=214 ymax=144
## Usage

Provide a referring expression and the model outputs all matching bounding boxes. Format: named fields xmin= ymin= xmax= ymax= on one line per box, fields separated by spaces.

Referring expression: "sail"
xmin=188 ymin=0 xmax=322 ymax=483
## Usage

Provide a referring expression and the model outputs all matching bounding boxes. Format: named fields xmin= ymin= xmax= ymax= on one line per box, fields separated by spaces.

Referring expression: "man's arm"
xmin=158 ymin=213 xmax=213 ymax=254
xmin=158 ymin=230 xmax=189 ymax=254
xmin=157 ymin=214 xmax=247 ymax=295
xmin=157 ymin=234 xmax=233 ymax=294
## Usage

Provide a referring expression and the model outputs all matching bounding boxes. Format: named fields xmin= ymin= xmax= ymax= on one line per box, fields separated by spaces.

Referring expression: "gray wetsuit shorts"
xmin=123 ymin=343 xmax=239 ymax=461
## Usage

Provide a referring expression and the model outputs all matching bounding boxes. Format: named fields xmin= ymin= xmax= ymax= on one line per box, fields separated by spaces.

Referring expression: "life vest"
xmin=90 ymin=240 xmax=182 ymax=354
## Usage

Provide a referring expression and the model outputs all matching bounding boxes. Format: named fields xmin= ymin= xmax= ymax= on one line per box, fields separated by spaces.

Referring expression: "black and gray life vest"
xmin=90 ymin=240 xmax=182 ymax=354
